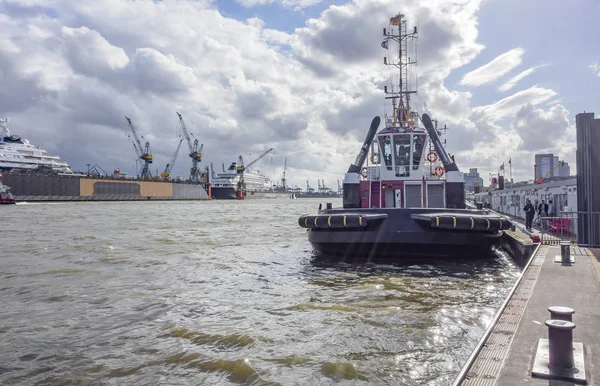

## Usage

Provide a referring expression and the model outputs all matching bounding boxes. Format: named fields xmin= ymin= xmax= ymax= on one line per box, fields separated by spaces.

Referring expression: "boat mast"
xmin=383 ymin=14 xmax=418 ymax=129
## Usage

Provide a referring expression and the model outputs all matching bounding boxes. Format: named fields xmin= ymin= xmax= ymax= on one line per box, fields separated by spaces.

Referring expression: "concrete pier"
xmin=454 ymin=244 xmax=600 ymax=385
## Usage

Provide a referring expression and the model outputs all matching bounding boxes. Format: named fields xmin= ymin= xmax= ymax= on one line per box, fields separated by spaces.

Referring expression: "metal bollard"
xmin=548 ymin=306 xmax=574 ymax=322
xmin=318 ymin=203 xmax=322 ymax=210
xmin=545 ymin=319 xmax=576 ymax=368
xmin=326 ymin=202 xmax=332 ymax=210
xmin=560 ymin=241 xmax=570 ymax=262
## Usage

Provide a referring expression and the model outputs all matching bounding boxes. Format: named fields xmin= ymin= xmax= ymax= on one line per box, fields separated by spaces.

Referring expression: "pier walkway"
xmin=456 ymin=245 xmax=600 ymax=385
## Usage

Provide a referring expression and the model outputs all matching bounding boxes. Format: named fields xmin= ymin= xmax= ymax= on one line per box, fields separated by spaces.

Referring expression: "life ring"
xmin=361 ymin=167 xmax=368 ymax=178
xmin=434 ymin=166 xmax=445 ymax=177
xmin=426 ymin=152 xmax=438 ymax=163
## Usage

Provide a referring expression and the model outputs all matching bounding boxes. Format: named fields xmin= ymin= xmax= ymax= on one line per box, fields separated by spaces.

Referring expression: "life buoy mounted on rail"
xmin=361 ymin=167 xmax=368 ymax=178
xmin=434 ymin=165 xmax=445 ymax=177
xmin=426 ymin=152 xmax=438 ymax=163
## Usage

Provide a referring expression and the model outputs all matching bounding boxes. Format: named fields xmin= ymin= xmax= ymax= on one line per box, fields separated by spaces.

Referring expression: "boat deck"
xmin=456 ymin=245 xmax=600 ymax=385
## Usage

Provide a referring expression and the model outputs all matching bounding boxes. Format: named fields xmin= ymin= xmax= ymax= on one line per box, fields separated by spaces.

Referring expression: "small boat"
xmin=0 ymin=174 xmax=16 ymax=205
xmin=298 ymin=14 xmax=511 ymax=260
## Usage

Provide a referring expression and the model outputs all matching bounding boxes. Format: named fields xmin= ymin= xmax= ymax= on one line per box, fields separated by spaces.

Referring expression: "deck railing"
xmin=538 ymin=211 xmax=600 ymax=247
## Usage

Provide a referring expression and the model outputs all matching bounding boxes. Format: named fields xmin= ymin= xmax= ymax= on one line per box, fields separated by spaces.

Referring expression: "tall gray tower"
xmin=576 ymin=112 xmax=600 ymax=247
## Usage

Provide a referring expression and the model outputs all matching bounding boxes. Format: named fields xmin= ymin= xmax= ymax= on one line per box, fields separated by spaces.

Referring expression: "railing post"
xmin=560 ymin=241 xmax=570 ymax=263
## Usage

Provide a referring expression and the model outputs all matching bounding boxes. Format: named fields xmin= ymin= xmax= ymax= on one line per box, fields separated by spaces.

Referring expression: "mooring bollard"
xmin=560 ymin=241 xmax=570 ymax=262
xmin=326 ymin=202 xmax=332 ymax=210
xmin=548 ymin=306 xmax=575 ymax=322
xmin=545 ymin=319 xmax=576 ymax=368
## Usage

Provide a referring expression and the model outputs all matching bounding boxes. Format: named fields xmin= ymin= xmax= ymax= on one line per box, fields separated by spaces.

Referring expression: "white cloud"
xmin=0 ymin=0 xmax=575 ymax=185
xmin=498 ymin=65 xmax=545 ymax=92
xmin=236 ymin=0 xmax=324 ymax=11
xmin=460 ymin=47 xmax=524 ymax=87
xmin=590 ymin=62 xmax=600 ymax=77
xmin=471 ymin=86 xmax=556 ymax=123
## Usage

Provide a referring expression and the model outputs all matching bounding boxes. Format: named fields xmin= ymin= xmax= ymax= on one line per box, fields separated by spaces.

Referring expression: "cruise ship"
xmin=0 ymin=118 xmax=73 ymax=173
xmin=209 ymin=148 xmax=290 ymax=200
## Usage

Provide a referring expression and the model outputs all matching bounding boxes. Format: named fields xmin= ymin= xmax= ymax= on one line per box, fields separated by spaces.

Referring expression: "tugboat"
xmin=298 ymin=14 xmax=511 ymax=260
xmin=0 ymin=173 xmax=16 ymax=205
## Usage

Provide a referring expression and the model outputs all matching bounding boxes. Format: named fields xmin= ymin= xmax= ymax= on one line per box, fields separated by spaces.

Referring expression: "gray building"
xmin=576 ymin=112 xmax=600 ymax=247
xmin=556 ymin=161 xmax=570 ymax=177
xmin=463 ymin=168 xmax=484 ymax=192
xmin=534 ymin=153 xmax=557 ymax=179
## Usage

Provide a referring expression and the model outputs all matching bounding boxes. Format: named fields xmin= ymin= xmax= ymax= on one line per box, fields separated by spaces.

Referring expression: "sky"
xmin=1 ymin=0 xmax=599 ymax=189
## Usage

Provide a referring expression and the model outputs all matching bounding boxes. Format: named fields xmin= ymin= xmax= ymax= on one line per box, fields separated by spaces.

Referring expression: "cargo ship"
xmin=0 ymin=118 xmax=210 ymax=201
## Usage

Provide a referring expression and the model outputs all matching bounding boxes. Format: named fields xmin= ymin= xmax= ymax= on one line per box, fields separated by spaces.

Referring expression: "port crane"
xmin=236 ymin=148 xmax=274 ymax=174
xmin=235 ymin=148 xmax=274 ymax=193
xmin=160 ymin=138 xmax=183 ymax=181
xmin=125 ymin=116 xmax=153 ymax=180
xmin=176 ymin=112 xmax=204 ymax=184
xmin=281 ymin=157 xmax=288 ymax=191
xmin=537 ymin=160 xmax=565 ymax=184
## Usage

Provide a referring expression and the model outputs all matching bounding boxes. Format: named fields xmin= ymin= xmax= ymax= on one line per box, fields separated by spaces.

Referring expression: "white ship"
xmin=209 ymin=148 xmax=288 ymax=199
xmin=0 ymin=118 xmax=73 ymax=173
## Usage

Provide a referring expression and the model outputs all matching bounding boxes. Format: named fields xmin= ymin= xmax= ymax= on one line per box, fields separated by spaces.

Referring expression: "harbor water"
xmin=0 ymin=199 xmax=520 ymax=385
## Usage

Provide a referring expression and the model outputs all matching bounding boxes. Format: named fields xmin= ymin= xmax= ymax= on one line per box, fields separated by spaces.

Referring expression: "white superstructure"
xmin=0 ymin=118 xmax=72 ymax=173
xmin=211 ymin=162 xmax=272 ymax=192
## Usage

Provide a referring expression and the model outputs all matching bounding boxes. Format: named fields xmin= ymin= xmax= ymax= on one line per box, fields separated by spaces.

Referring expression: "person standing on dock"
xmin=524 ymin=199 xmax=535 ymax=230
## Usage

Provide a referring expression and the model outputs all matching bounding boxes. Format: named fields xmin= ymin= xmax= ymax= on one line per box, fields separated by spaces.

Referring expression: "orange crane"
xmin=537 ymin=160 xmax=564 ymax=184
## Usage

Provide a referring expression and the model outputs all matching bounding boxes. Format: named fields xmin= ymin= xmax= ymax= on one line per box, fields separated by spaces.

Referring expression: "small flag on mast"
xmin=381 ymin=40 xmax=388 ymax=49
xmin=389 ymin=15 xmax=400 ymax=26
xmin=508 ymin=158 xmax=511 ymax=164
xmin=500 ymin=163 xmax=504 ymax=171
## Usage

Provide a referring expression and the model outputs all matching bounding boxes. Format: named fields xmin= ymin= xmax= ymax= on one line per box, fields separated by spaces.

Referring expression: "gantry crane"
xmin=176 ymin=112 xmax=204 ymax=184
xmin=125 ymin=116 xmax=153 ymax=180
xmin=281 ymin=157 xmax=288 ymax=191
xmin=160 ymin=138 xmax=183 ymax=181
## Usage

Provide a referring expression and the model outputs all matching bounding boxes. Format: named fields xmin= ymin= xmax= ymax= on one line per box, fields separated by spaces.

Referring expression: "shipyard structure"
xmin=1 ymin=172 xmax=209 ymax=201
xmin=0 ymin=116 xmax=211 ymax=201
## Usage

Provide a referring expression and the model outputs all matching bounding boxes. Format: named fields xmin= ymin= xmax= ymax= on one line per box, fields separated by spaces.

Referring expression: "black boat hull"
xmin=211 ymin=187 xmax=292 ymax=200
xmin=301 ymin=207 xmax=510 ymax=260
xmin=211 ymin=187 xmax=238 ymax=199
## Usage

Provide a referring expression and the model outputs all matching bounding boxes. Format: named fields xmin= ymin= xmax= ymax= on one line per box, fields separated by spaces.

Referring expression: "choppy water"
xmin=0 ymin=199 xmax=520 ymax=385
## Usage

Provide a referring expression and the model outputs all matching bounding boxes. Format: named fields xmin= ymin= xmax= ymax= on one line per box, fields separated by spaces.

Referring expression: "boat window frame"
xmin=392 ymin=133 xmax=411 ymax=177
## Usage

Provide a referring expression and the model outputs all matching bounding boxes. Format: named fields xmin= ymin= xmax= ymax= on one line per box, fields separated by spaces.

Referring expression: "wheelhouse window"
xmin=378 ymin=135 xmax=392 ymax=170
xmin=393 ymin=134 xmax=410 ymax=177
xmin=370 ymin=140 xmax=380 ymax=165
xmin=412 ymin=134 xmax=426 ymax=170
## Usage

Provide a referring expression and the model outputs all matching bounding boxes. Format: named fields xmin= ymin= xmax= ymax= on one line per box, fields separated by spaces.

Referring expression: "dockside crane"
xmin=281 ymin=157 xmax=288 ymax=191
xmin=160 ymin=138 xmax=183 ymax=181
xmin=176 ymin=112 xmax=204 ymax=184
xmin=537 ymin=160 xmax=565 ymax=184
xmin=236 ymin=148 xmax=274 ymax=174
xmin=125 ymin=116 xmax=153 ymax=180
xmin=235 ymin=148 xmax=274 ymax=193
